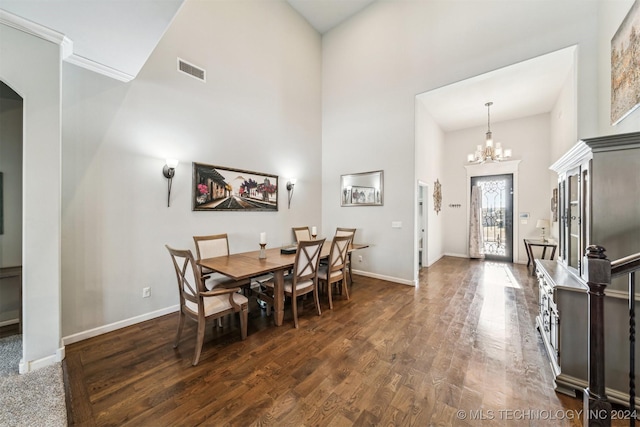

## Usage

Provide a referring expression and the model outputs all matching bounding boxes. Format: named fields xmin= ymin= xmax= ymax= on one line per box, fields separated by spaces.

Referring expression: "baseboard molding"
xmin=0 ymin=318 xmax=19 ymax=328
xmin=62 ymin=305 xmax=179 ymax=346
xmin=443 ymin=252 xmax=469 ymax=258
xmin=352 ymin=269 xmax=414 ymax=286
xmin=425 ymin=253 xmax=444 ymax=268
xmin=19 ymin=346 xmax=65 ymax=374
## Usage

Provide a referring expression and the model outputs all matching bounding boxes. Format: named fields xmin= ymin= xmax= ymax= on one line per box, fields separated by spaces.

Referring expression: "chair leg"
xmin=173 ymin=310 xmax=186 ymax=348
xmin=292 ymin=296 xmax=299 ymax=328
xmin=327 ymin=280 xmax=333 ymax=310
xmin=314 ymin=286 xmax=322 ymax=316
xmin=217 ymin=318 xmax=223 ymax=328
xmin=342 ymin=272 xmax=350 ymax=300
xmin=193 ymin=317 xmax=206 ymax=366
xmin=239 ymin=304 xmax=248 ymax=340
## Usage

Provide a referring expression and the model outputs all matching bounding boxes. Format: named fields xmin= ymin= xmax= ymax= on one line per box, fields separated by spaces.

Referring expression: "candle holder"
xmin=259 ymin=243 xmax=267 ymax=259
xmin=311 ymin=233 xmax=317 ymax=240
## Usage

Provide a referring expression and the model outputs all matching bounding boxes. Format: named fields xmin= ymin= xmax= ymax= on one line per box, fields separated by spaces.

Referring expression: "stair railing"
xmin=584 ymin=245 xmax=640 ymax=427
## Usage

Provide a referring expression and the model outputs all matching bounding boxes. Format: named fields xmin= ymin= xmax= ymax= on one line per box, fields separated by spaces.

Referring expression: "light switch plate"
xmin=391 ymin=221 xmax=402 ymax=228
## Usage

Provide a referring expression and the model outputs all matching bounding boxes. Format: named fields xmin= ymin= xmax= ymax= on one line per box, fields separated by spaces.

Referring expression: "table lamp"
xmin=536 ymin=219 xmax=550 ymax=242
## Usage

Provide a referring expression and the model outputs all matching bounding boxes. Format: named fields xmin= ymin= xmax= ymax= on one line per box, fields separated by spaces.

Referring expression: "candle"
xmin=311 ymin=226 xmax=317 ymax=236
xmin=260 ymin=232 xmax=266 ymax=244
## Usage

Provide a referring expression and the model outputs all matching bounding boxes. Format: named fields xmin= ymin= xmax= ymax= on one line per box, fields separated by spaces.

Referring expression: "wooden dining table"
xmin=197 ymin=242 xmax=368 ymax=326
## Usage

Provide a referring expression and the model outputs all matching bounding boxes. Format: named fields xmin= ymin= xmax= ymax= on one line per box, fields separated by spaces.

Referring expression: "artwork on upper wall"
xmin=611 ymin=0 xmax=640 ymax=125
xmin=340 ymin=170 xmax=383 ymax=206
xmin=192 ymin=162 xmax=278 ymax=211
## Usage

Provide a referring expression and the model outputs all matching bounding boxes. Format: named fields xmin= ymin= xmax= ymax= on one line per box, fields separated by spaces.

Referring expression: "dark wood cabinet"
xmin=536 ymin=131 xmax=640 ymax=408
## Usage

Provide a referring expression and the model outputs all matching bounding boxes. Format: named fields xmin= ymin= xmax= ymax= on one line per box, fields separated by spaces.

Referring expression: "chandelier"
xmin=467 ymin=102 xmax=512 ymax=163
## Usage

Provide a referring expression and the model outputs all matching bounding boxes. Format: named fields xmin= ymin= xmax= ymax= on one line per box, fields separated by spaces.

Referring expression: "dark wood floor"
xmin=63 ymin=257 xmax=627 ymax=426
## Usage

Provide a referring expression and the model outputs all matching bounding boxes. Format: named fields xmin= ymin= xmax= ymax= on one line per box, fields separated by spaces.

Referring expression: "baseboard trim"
xmin=0 ymin=318 xmax=19 ymax=328
xmin=62 ymin=305 xmax=179 ymax=346
xmin=19 ymin=345 xmax=65 ymax=374
xmin=352 ymin=269 xmax=414 ymax=286
xmin=443 ymin=252 xmax=469 ymax=258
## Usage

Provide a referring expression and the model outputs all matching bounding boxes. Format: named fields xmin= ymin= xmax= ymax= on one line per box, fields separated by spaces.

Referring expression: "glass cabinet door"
xmin=567 ymin=169 xmax=580 ymax=271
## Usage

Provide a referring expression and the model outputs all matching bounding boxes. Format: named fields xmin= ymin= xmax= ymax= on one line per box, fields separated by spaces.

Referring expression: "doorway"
xmin=471 ymin=174 xmax=513 ymax=262
xmin=417 ymin=182 xmax=428 ymax=269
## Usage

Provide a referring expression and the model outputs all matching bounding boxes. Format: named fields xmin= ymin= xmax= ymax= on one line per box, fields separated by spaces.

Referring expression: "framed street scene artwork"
xmin=192 ymin=162 xmax=278 ymax=211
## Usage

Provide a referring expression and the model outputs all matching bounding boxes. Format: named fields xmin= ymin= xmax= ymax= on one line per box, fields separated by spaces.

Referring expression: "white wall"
xmin=0 ymin=94 xmax=22 ymax=323
xmin=61 ymin=0 xmax=322 ymax=338
xmin=415 ymin=98 xmax=444 ymax=271
xmin=0 ymin=22 xmax=62 ymax=370
xmin=322 ymin=1 xmax=600 ymax=282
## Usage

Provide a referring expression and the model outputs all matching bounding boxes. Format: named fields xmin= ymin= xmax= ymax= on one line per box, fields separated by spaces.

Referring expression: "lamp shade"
xmin=536 ymin=219 xmax=549 ymax=229
xmin=166 ymin=158 xmax=179 ymax=168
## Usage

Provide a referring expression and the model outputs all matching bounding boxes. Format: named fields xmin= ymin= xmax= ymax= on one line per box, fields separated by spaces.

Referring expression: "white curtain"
xmin=469 ymin=185 xmax=485 ymax=259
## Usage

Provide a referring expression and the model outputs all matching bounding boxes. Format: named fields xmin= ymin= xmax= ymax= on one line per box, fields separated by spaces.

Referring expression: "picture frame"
xmin=340 ymin=170 xmax=383 ymax=206
xmin=551 ymin=188 xmax=558 ymax=222
xmin=611 ymin=0 xmax=640 ymax=125
xmin=192 ymin=162 xmax=278 ymax=211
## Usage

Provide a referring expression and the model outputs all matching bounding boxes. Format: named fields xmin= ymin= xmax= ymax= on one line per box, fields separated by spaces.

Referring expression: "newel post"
xmin=583 ymin=245 xmax=612 ymax=427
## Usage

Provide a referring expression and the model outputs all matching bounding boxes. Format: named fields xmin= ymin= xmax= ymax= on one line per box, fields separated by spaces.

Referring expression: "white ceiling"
xmin=0 ymin=0 xmax=574 ymax=131
xmin=0 ymin=0 xmax=184 ymax=80
xmin=417 ymin=46 xmax=576 ymax=132
xmin=286 ymin=0 xmax=376 ymax=33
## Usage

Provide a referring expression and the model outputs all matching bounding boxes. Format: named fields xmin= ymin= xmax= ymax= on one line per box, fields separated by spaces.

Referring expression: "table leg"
xmin=525 ymin=242 xmax=533 ymax=267
xmin=550 ymin=246 xmax=557 ymax=261
xmin=273 ymin=269 xmax=284 ymax=327
xmin=541 ymin=246 xmax=548 ymax=259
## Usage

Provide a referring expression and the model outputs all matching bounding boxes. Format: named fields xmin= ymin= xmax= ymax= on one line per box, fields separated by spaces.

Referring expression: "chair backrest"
xmin=328 ymin=235 xmax=352 ymax=272
xmin=166 ymin=245 xmax=204 ymax=309
xmin=335 ymin=227 xmax=356 ymax=243
xmin=293 ymin=238 xmax=325 ymax=282
xmin=292 ymin=226 xmax=311 ymax=243
xmin=193 ymin=234 xmax=230 ymax=260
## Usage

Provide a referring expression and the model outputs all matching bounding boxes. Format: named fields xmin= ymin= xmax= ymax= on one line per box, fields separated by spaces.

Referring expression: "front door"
xmin=470 ymin=174 xmax=514 ymax=262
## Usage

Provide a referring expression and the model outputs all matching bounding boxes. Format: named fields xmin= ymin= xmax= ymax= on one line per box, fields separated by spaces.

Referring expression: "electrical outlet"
xmin=358 ymin=255 xmax=363 ymax=262
xmin=142 ymin=287 xmax=151 ymax=298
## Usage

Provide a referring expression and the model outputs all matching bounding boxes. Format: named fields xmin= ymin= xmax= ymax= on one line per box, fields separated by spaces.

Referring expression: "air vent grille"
xmin=177 ymin=58 xmax=206 ymax=82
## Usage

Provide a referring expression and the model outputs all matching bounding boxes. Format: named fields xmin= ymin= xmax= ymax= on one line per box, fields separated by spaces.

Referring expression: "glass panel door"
xmin=471 ymin=174 xmax=514 ymax=262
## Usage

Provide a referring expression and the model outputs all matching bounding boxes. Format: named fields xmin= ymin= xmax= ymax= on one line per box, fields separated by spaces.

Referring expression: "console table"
xmin=0 ymin=266 xmax=22 ymax=333
xmin=524 ymin=238 xmax=557 ymax=267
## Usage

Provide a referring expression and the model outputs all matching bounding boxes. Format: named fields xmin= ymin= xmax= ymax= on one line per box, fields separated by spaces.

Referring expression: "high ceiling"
xmin=0 ymin=0 xmax=184 ymax=81
xmin=417 ymin=46 xmax=576 ymax=132
xmin=286 ymin=0 xmax=376 ymax=33
xmin=0 ymin=0 xmax=573 ymax=131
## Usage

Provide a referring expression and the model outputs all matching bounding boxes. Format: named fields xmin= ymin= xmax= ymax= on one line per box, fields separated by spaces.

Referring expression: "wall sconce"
xmin=163 ymin=158 xmax=179 ymax=207
xmin=286 ymin=178 xmax=296 ymax=209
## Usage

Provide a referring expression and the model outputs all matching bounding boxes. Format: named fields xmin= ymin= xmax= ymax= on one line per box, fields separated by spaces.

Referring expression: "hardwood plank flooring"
xmin=63 ymin=257 xmax=630 ymax=426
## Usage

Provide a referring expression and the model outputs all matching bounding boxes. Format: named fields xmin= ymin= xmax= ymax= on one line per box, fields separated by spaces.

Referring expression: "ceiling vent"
xmin=177 ymin=58 xmax=206 ymax=82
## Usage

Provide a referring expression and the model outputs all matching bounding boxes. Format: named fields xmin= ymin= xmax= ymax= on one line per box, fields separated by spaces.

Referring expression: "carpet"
xmin=0 ymin=335 xmax=67 ymax=426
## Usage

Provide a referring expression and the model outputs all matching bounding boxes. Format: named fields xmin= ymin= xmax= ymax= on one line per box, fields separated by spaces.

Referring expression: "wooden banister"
xmin=583 ymin=245 xmax=612 ymax=427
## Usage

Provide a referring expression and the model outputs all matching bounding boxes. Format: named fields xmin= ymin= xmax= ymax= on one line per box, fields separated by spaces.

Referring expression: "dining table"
xmin=197 ymin=242 xmax=368 ymax=326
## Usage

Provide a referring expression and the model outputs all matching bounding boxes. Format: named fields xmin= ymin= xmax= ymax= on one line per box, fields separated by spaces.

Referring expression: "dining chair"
xmin=166 ymin=245 xmax=248 ymax=366
xmin=317 ymin=234 xmax=352 ymax=309
xmin=335 ymin=227 xmax=356 ymax=285
xmin=260 ymin=238 xmax=326 ymax=328
xmin=193 ymin=234 xmax=251 ymax=292
xmin=292 ymin=226 xmax=311 ymax=243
